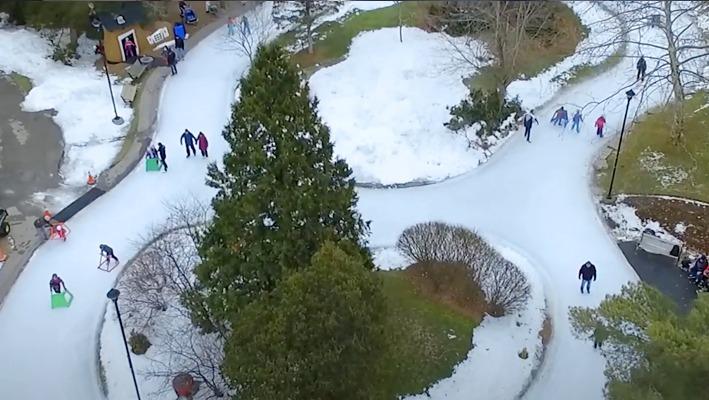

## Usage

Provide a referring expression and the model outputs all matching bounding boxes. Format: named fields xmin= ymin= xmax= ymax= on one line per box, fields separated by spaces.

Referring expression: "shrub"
xmin=396 ymin=222 xmax=530 ymax=316
xmin=445 ymin=89 xmax=522 ymax=145
xmin=128 ymin=331 xmax=151 ymax=355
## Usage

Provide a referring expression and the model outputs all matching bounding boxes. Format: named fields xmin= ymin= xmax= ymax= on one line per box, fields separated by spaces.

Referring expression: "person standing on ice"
xmin=521 ymin=109 xmax=539 ymax=142
xmin=49 ymin=274 xmax=66 ymax=294
xmin=571 ymin=110 xmax=583 ymax=133
xmin=181 ymin=129 xmax=197 ymax=158
xmin=578 ymin=261 xmax=597 ymax=294
xmin=158 ymin=142 xmax=168 ymax=171
xmin=592 ymin=322 xmax=608 ymax=349
xmin=100 ymin=244 xmax=119 ymax=265
xmin=166 ymin=48 xmax=177 ymax=75
xmin=594 ymin=115 xmax=606 ymax=138
xmin=197 ymin=131 xmax=209 ymax=157
xmin=636 ymin=55 xmax=647 ymax=82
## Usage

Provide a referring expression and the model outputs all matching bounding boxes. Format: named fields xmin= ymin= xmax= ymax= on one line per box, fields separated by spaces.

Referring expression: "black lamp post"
xmin=606 ymin=89 xmax=636 ymax=200
xmin=107 ymin=288 xmax=142 ymax=400
xmin=90 ymin=14 xmax=124 ymax=125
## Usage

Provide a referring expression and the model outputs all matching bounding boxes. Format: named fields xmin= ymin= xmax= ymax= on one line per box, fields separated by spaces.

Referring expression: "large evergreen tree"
xmin=223 ymin=241 xmax=386 ymax=400
xmin=193 ymin=44 xmax=369 ymax=326
xmin=570 ymin=283 xmax=709 ymax=400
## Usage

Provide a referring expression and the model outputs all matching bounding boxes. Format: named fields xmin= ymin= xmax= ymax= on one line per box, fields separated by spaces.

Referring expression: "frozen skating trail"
xmin=0 ymin=16 xmax=666 ymax=400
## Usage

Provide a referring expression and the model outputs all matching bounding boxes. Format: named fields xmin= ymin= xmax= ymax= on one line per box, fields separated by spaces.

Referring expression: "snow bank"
xmin=310 ymin=27 xmax=478 ymax=185
xmin=0 ymin=28 xmax=133 ymax=187
xmin=320 ymin=0 xmax=397 ymax=24
xmin=601 ymin=197 xmax=681 ymax=244
xmin=507 ymin=2 xmax=621 ymax=110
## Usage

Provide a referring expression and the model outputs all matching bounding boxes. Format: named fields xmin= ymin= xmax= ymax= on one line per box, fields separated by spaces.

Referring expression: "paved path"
xmin=617 ymin=241 xmax=697 ymax=313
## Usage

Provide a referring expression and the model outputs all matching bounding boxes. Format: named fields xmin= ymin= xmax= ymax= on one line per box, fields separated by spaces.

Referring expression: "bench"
xmin=125 ymin=62 xmax=147 ymax=81
xmin=637 ymin=229 xmax=683 ymax=264
xmin=120 ymin=84 xmax=138 ymax=106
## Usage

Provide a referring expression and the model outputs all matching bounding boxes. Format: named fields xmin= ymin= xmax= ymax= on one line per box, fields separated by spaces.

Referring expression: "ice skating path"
xmin=0 ymin=15 xmax=668 ymax=400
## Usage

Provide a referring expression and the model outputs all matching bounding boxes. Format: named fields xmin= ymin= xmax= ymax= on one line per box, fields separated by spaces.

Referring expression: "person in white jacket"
xmin=521 ymin=109 xmax=539 ymax=142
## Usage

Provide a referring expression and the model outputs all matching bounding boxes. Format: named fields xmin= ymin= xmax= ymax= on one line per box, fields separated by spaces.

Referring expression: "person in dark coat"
xmin=521 ymin=109 xmax=539 ymax=143
xmin=592 ymin=322 xmax=608 ymax=349
xmin=579 ymin=261 xmax=597 ymax=294
xmin=158 ymin=142 xmax=168 ymax=171
xmin=180 ymin=129 xmax=197 ymax=157
xmin=49 ymin=273 xmax=66 ymax=294
xmin=99 ymin=244 xmax=119 ymax=265
xmin=175 ymin=37 xmax=185 ymax=60
xmin=166 ymin=48 xmax=177 ymax=75
xmin=636 ymin=56 xmax=647 ymax=81
xmin=197 ymin=131 xmax=209 ymax=157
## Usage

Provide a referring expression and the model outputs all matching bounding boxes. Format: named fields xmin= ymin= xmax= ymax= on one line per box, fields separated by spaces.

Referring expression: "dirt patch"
xmin=623 ymin=195 xmax=709 ymax=254
xmin=404 ymin=261 xmax=487 ymax=320
xmin=539 ymin=314 xmax=552 ymax=346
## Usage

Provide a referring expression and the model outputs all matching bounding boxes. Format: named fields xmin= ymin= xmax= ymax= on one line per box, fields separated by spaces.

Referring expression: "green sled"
xmin=146 ymin=158 xmax=161 ymax=172
xmin=51 ymin=291 xmax=74 ymax=309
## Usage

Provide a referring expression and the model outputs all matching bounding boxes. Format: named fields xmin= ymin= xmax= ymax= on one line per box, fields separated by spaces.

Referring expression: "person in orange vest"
xmin=87 ymin=172 xmax=96 ymax=185
xmin=595 ymin=115 xmax=607 ymax=138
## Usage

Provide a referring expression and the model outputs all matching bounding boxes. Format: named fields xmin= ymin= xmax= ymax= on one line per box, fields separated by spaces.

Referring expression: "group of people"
xmin=145 ymin=129 xmax=210 ymax=173
xmin=550 ymin=107 xmax=607 ymax=137
xmin=33 ymin=210 xmax=67 ymax=241
xmin=682 ymin=254 xmax=709 ymax=291
xmin=49 ymin=244 xmax=118 ymax=300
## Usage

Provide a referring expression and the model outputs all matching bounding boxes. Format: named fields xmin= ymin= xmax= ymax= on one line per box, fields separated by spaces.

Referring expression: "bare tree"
xmin=272 ymin=0 xmax=343 ymax=54
xmin=441 ymin=1 xmax=557 ymax=98
xmin=583 ymin=1 xmax=709 ymax=142
xmin=118 ymin=199 xmax=230 ymax=399
xmin=223 ymin=4 xmax=277 ymax=62
xmin=397 ymin=222 xmax=531 ymax=316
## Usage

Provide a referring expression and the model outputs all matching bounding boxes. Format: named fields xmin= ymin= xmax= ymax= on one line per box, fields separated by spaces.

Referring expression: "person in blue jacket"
xmin=180 ymin=129 xmax=197 ymax=157
xmin=571 ymin=110 xmax=583 ymax=133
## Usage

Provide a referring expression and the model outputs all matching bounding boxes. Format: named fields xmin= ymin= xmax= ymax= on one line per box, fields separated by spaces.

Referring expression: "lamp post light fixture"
xmin=90 ymin=9 xmax=124 ymax=126
xmin=606 ymin=88 xmax=636 ymax=200
xmin=106 ymin=288 xmax=142 ymax=400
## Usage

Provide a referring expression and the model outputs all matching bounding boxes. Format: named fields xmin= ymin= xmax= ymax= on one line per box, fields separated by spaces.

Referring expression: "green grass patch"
xmin=552 ymin=42 xmax=626 ymax=87
xmin=598 ymin=92 xmax=709 ymax=202
xmin=9 ymin=72 xmax=32 ymax=95
xmin=469 ymin=2 xmax=586 ymax=91
xmin=290 ymin=2 xmax=431 ymax=70
xmin=378 ymin=266 xmax=480 ymax=398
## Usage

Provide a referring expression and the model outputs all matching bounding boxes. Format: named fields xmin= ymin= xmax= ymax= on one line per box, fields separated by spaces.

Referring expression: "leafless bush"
xmin=396 ymin=222 xmax=530 ymax=316
xmin=221 ymin=4 xmax=277 ymax=62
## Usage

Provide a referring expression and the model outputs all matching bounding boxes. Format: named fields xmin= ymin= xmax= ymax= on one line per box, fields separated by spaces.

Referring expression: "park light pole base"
xmin=112 ymin=116 xmax=125 ymax=125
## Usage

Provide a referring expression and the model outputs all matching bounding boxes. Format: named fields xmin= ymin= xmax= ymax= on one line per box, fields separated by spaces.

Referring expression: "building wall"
xmin=103 ymin=21 xmax=176 ymax=64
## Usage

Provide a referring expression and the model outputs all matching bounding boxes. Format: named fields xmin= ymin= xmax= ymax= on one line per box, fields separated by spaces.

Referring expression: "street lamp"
xmin=606 ymin=89 xmax=636 ymax=199
xmin=106 ymin=288 xmax=142 ymax=400
xmin=90 ymin=10 xmax=124 ymax=125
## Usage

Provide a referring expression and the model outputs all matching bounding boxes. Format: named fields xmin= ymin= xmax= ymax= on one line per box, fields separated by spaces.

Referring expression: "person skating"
xmin=521 ymin=109 xmax=539 ymax=142
xmin=197 ymin=131 xmax=209 ymax=157
xmin=166 ymin=48 xmax=177 ymax=75
xmin=636 ymin=55 xmax=647 ymax=82
xmin=551 ymin=107 xmax=564 ymax=126
xmin=579 ymin=261 xmax=597 ymax=294
xmin=181 ymin=129 xmax=197 ymax=157
xmin=100 ymin=244 xmax=119 ymax=266
xmin=49 ymin=273 xmax=66 ymax=294
xmin=594 ymin=115 xmax=606 ymax=138
xmin=158 ymin=142 xmax=168 ymax=171
xmin=571 ymin=110 xmax=583 ymax=133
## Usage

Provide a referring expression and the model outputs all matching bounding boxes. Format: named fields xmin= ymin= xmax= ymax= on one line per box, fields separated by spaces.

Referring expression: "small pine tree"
xmin=193 ymin=44 xmax=370 ymax=327
xmin=223 ymin=241 xmax=387 ymax=400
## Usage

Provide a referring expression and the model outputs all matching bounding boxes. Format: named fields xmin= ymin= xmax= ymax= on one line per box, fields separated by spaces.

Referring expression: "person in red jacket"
xmin=49 ymin=273 xmax=66 ymax=294
xmin=197 ymin=131 xmax=209 ymax=158
xmin=595 ymin=115 xmax=606 ymax=138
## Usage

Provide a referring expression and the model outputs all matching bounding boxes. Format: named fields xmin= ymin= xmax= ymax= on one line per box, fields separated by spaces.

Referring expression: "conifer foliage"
xmin=193 ymin=44 xmax=369 ymax=326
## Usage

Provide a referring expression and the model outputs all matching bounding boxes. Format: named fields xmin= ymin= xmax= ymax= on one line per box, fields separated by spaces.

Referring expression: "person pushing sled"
xmin=99 ymin=244 xmax=119 ymax=272
xmin=49 ymin=273 xmax=73 ymax=309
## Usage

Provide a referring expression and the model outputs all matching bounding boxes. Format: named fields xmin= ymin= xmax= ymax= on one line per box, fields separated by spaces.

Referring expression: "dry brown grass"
xmin=404 ymin=261 xmax=487 ymax=320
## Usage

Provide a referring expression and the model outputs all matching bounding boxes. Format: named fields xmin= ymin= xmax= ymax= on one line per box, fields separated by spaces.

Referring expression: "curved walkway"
xmin=0 ymin=7 xmax=669 ymax=400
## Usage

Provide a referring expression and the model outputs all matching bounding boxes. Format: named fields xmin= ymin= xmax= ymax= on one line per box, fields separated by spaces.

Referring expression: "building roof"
xmin=96 ymin=2 xmax=147 ymax=32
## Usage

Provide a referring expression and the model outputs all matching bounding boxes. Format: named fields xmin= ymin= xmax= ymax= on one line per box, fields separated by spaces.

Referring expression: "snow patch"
xmin=602 ymin=199 xmax=681 ymax=244
xmin=310 ymin=27 xmax=479 ymax=185
xmin=638 ymin=148 xmax=689 ymax=188
xmin=0 ymin=28 xmax=133 ymax=187
xmin=372 ymin=247 xmax=408 ymax=270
